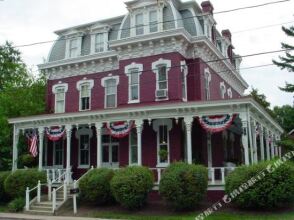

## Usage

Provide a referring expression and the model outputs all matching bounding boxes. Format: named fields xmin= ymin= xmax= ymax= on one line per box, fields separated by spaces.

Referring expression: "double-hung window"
xmin=105 ymin=79 xmax=117 ymax=108
xmin=79 ymin=134 xmax=90 ymax=167
xmin=69 ymin=38 xmax=78 ymax=58
xmin=136 ymin=13 xmax=144 ymax=35
xmin=129 ymin=129 xmax=138 ymax=165
xmin=152 ymin=59 xmax=171 ymax=100
xmin=95 ymin=33 xmax=104 ymax=53
xmin=129 ymin=69 xmax=139 ymax=102
xmin=158 ymin=125 xmax=169 ymax=165
xmin=149 ymin=10 xmax=158 ymax=33
xmin=158 ymin=65 xmax=167 ymax=90
xmin=53 ymin=83 xmax=68 ymax=114
xmin=80 ymin=84 xmax=90 ymax=111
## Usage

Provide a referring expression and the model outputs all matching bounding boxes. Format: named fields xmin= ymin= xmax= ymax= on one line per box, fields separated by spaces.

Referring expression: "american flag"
xmin=26 ymin=130 xmax=38 ymax=157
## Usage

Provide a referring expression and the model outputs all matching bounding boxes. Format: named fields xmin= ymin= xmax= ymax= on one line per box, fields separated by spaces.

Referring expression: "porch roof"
xmin=8 ymin=97 xmax=284 ymax=134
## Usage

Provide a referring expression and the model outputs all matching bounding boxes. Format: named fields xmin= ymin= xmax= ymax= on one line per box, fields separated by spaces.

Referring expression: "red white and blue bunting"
xmin=198 ymin=114 xmax=236 ymax=133
xmin=106 ymin=121 xmax=134 ymax=138
xmin=45 ymin=126 xmax=66 ymax=141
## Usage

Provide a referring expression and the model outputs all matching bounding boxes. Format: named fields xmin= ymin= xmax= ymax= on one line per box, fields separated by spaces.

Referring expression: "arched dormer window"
xmin=220 ymin=82 xmax=226 ymax=99
xmin=77 ymin=79 xmax=94 ymax=111
xmin=204 ymin=68 xmax=211 ymax=100
xmin=52 ymin=83 xmax=68 ymax=113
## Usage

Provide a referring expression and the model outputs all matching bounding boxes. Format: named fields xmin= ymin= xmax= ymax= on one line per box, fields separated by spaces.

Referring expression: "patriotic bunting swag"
xmin=199 ymin=114 xmax=236 ymax=133
xmin=26 ymin=130 xmax=38 ymax=157
xmin=106 ymin=121 xmax=134 ymax=138
xmin=46 ymin=126 xmax=66 ymax=141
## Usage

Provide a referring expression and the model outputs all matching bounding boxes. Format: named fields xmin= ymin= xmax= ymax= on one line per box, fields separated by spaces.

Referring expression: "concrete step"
xmin=30 ymin=205 xmax=52 ymax=212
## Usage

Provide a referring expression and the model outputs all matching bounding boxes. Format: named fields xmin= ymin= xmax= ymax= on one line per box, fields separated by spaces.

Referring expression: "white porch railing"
xmin=25 ymin=180 xmax=46 ymax=211
xmin=46 ymin=168 xmax=67 ymax=184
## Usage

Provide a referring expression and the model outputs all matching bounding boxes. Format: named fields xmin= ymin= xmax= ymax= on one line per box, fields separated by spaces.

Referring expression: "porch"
xmin=9 ymin=98 xmax=283 ymax=188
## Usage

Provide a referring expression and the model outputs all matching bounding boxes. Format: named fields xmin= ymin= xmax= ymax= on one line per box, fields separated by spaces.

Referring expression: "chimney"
xmin=222 ymin=29 xmax=232 ymax=42
xmin=201 ymin=1 xmax=214 ymax=14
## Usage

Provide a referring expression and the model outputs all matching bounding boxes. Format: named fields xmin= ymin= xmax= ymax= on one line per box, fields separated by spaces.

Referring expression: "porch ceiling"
xmin=8 ymin=97 xmax=283 ymax=133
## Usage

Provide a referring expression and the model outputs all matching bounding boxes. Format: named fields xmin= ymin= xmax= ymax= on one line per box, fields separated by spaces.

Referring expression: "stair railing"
xmin=25 ymin=180 xmax=46 ymax=211
xmin=52 ymin=180 xmax=68 ymax=213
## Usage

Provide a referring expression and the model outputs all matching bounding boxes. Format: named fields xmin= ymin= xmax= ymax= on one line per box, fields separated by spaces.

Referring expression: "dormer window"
xmin=149 ymin=10 xmax=158 ymax=33
xmin=69 ymin=39 xmax=78 ymax=58
xmin=77 ymin=79 xmax=94 ymax=111
xmin=136 ymin=13 xmax=144 ymax=35
xmin=101 ymin=76 xmax=119 ymax=108
xmin=52 ymin=83 xmax=68 ymax=113
xmin=95 ymin=33 xmax=105 ymax=53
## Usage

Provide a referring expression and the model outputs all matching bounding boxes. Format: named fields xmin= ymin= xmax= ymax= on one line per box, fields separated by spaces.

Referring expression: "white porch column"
xmin=252 ymin=120 xmax=258 ymax=163
xmin=265 ymin=129 xmax=270 ymax=160
xmin=240 ymin=113 xmax=250 ymax=165
xmin=65 ymin=125 xmax=72 ymax=183
xmin=184 ymin=116 xmax=194 ymax=164
xmin=95 ymin=122 xmax=103 ymax=168
xmin=270 ymin=132 xmax=275 ymax=159
xmin=247 ymin=116 xmax=254 ymax=164
xmin=259 ymin=126 xmax=265 ymax=161
xmin=12 ymin=125 xmax=20 ymax=171
xmin=135 ymin=120 xmax=144 ymax=166
xmin=38 ymin=127 xmax=44 ymax=171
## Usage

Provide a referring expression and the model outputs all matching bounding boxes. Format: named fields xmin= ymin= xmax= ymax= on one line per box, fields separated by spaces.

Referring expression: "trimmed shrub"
xmin=8 ymin=198 xmax=25 ymax=212
xmin=111 ymin=166 xmax=154 ymax=209
xmin=79 ymin=168 xmax=114 ymax=205
xmin=0 ymin=171 xmax=11 ymax=202
xmin=4 ymin=169 xmax=46 ymax=199
xmin=225 ymin=160 xmax=294 ymax=209
xmin=19 ymin=154 xmax=36 ymax=168
xmin=159 ymin=162 xmax=208 ymax=211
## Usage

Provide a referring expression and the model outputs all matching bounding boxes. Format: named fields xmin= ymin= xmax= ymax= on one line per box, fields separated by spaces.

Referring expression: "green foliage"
xmin=0 ymin=41 xmax=46 ymax=170
xmin=7 ymin=198 xmax=25 ymax=212
xmin=110 ymin=166 xmax=154 ymax=210
xmin=225 ymin=160 xmax=294 ymax=209
xmin=79 ymin=168 xmax=114 ymax=205
xmin=273 ymin=105 xmax=294 ymax=133
xmin=0 ymin=171 xmax=10 ymax=202
xmin=159 ymin=162 xmax=208 ymax=211
xmin=278 ymin=138 xmax=294 ymax=151
xmin=273 ymin=26 xmax=294 ymax=93
xmin=19 ymin=154 xmax=37 ymax=168
xmin=4 ymin=169 xmax=46 ymax=199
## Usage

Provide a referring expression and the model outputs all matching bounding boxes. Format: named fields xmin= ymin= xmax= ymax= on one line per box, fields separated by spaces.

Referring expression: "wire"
xmin=11 ymin=0 xmax=291 ymax=48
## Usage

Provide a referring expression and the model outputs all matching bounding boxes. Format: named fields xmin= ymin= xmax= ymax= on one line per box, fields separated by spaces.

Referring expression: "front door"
xmin=102 ymin=135 xmax=119 ymax=168
xmin=53 ymin=140 xmax=64 ymax=168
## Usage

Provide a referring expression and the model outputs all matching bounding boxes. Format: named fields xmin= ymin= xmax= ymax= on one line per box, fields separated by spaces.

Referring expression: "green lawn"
xmin=92 ymin=211 xmax=294 ymax=220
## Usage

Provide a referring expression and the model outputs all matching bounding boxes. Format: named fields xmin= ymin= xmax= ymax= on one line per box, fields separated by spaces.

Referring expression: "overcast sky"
xmin=0 ymin=0 xmax=293 ymax=107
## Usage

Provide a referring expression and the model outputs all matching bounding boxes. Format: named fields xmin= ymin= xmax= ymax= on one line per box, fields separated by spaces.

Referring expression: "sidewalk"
xmin=0 ymin=213 xmax=114 ymax=220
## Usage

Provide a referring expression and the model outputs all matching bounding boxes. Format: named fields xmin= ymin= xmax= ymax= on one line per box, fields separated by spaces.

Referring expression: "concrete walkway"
xmin=0 ymin=213 xmax=114 ymax=220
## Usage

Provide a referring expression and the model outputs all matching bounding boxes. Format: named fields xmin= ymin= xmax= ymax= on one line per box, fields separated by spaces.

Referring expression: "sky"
xmin=0 ymin=0 xmax=293 ymax=108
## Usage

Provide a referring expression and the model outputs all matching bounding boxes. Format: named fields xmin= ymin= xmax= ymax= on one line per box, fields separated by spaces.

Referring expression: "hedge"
xmin=159 ymin=162 xmax=208 ymax=211
xmin=111 ymin=166 xmax=154 ymax=209
xmin=79 ymin=168 xmax=114 ymax=205
xmin=0 ymin=171 xmax=11 ymax=202
xmin=225 ymin=160 xmax=294 ymax=209
xmin=4 ymin=169 xmax=46 ymax=199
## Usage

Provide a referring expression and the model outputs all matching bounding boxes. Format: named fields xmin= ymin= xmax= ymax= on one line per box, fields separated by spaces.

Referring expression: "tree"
xmin=273 ymin=105 xmax=294 ymax=133
xmin=0 ymin=42 xmax=46 ymax=171
xmin=249 ymin=87 xmax=275 ymax=117
xmin=273 ymin=26 xmax=294 ymax=93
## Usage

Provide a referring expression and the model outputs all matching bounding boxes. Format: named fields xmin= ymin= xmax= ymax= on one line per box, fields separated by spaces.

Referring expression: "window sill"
xmin=79 ymin=109 xmax=91 ymax=112
xmin=78 ymin=165 xmax=90 ymax=169
xmin=156 ymin=163 xmax=169 ymax=168
xmin=155 ymin=97 xmax=169 ymax=102
xmin=128 ymin=100 xmax=140 ymax=104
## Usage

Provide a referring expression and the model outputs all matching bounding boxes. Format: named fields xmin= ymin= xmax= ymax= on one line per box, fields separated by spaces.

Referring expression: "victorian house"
xmin=9 ymin=0 xmax=283 ymax=213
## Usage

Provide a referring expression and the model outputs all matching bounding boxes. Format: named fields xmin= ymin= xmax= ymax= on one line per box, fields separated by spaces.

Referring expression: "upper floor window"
xmin=149 ymin=10 xmax=158 ymax=33
xmin=52 ymin=83 xmax=68 ymax=113
xmin=95 ymin=33 xmax=105 ymax=53
xmin=181 ymin=61 xmax=188 ymax=101
xmin=69 ymin=39 xmax=78 ymax=58
xmin=125 ymin=63 xmax=143 ymax=104
xmin=101 ymin=75 xmax=119 ymax=108
xmin=136 ymin=13 xmax=144 ymax=35
xmin=204 ymin=68 xmax=211 ymax=100
xmin=152 ymin=59 xmax=171 ymax=101
xmin=220 ymin=82 xmax=226 ymax=99
xmin=77 ymin=79 xmax=94 ymax=111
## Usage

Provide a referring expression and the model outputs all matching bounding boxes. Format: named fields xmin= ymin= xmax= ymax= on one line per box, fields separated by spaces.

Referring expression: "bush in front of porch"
xmin=4 ymin=169 xmax=46 ymax=199
xmin=225 ymin=160 xmax=294 ymax=209
xmin=110 ymin=166 xmax=154 ymax=210
xmin=79 ymin=168 xmax=114 ymax=205
xmin=0 ymin=171 xmax=11 ymax=202
xmin=159 ymin=162 xmax=208 ymax=211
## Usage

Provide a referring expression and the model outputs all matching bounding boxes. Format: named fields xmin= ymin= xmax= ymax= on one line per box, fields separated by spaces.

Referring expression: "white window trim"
xmin=76 ymin=79 xmax=94 ymax=111
xmin=220 ymin=81 xmax=226 ymax=99
xmin=128 ymin=128 xmax=138 ymax=166
xmin=90 ymin=29 xmax=109 ymax=54
xmin=204 ymin=68 xmax=211 ymax=100
xmin=53 ymin=140 xmax=64 ymax=168
xmin=101 ymin=75 xmax=120 ymax=109
xmin=181 ymin=60 xmax=188 ymax=102
xmin=125 ymin=62 xmax=143 ymax=104
xmin=152 ymin=119 xmax=173 ymax=167
xmin=65 ymin=35 xmax=82 ymax=59
xmin=76 ymin=127 xmax=93 ymax=169
xmin=152 ymin=58 xmax=171 ymax=101
xmin=52 ymin=83 xmax=68 ymax=114
xmin=227 ymin=88 xmax=233 ymax=99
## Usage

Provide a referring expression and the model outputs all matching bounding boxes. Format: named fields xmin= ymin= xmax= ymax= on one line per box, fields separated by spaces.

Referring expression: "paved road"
xmin=0 ymin=213 xmax=112 ymax=220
